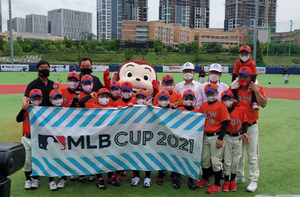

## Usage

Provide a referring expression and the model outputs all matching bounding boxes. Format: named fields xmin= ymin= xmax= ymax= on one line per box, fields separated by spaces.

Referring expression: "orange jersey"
xmin=227 ymin=106 xmax=248 ymax=133
xmin=79 ymin=92 xmax=98 ymax=105
xmin=112 ymin=98 xmax=137 ymax=107
xmin=153 ymin=91 xmax=183 ymax=106
xmin=60 ymin=88 xmax=76 ymax=107
xmin=85 ymin=103 xmax=112 ymax=108
xmin=198 ymin=101 xmax=230 ymax=133
xmin=177 ymin=106 xmax=199 ymax=112
xmin=109 ymin=96 xmax=120 ymax=106
xmin=22 ymin=110 xmax=30 ymax=135
xmin=232 ymin=59 xmax=258 ymax=75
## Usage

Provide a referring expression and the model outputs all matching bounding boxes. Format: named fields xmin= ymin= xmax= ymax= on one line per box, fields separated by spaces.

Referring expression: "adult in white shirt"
xmin=174 ymin=62 xmax=203 ymax=108
xmin=199 ymin=63 xmax=229 ymax=104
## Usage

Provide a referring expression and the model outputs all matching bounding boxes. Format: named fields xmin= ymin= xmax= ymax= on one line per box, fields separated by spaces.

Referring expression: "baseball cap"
xmin=121 ymin=81 xmax=133 ymax=91
xmin=136 ymin=89 xmax=148 ymax=98
xmin=182 ymin=62 xmax=195 ymax=70
xmin=204 ymin=83 xmax=218 ymax=93
xmin=81 ymin=75 xmax=93 ymax=83
xmin=183 ymin=89 xmax=195 ymax=98
xmin=29 ymin=89 xmax=43 ymax=98
xmin=239 ymin=45 xmax=251 ymax=53
xmin=162 ymin=75 xmax=174 ymax=83
xmin=110 ymin=81 xmax=121 ymax=89
xmin=238 ymin=66 xmax=252 ymax=77
xmin=209 ymin=63 xmax=222 ymax=73
xmin=49 ymin=89 xmax=63 ymax=98
xmin=158 ymin=90 xmax=170 ymax=99
xmin=98 ymin=88 xmax=110 ymax=95
xmin=67 ymin=72 xmax=80 ymax=80
xmin=221 ymin=90 xmax=234 ymax=99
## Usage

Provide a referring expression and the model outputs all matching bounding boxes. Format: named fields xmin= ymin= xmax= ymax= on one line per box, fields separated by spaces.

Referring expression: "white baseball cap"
xmin=182 ymin=62 xmax=195 ymax=70
xmin=209 ymin=63 xmax=222 ymax=73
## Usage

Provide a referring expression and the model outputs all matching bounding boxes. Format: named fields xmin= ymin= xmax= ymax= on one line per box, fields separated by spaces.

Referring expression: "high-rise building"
xmin=26 ymin=14 xmax=48 ymax=34
xmin=224 ymin=0 xmax=277 ymax=32
xmin=159 ymin=0 xmax=209 ymax=28
xmin=97 ymin=0 xmax=148 ymax=40
xmin=7 ymin=17 xmax=26 ymax=33
xmin=48 ymin=8 xmax=92 ymax=40
xmin=0 ymin=0 xmax=2 ymax=32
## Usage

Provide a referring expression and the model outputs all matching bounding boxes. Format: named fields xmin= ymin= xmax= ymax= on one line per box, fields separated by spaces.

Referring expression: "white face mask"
xmin=183 ymin=73 xmax=194 ymax=80
xmin=82 ymin=85 xmax=92 ymax=93
xmin=207 ymin=95 xmax=217 ymax=102
xmin=223 ymin=100 xmax=233 ymax=108
xmin=122 ymin=92 xmax=132 ymax=99
xmin=137 ymin=99 xmax=146 ymax=105
xmin=183 ymin=100 xmax=193 ymax=106
xmin=239 ymin=54 xmax=250 ymax=62
xmin=31 ymin=100 xmax=42 ymax=106
xmin=209 ymin=74 xmax=220 ymax=82
xmin=158 ymin=100 xmax=169 ymax=108
xmin=111 ymin=90 xmax=120 ymax=97
xmin=68 ymin=81 xmax=79 ymax=89
xmin=98 ymin=98 xmax=109 ymax=106
xmin=52 ymin=99 xmax=63 ymax=107
xmin=163 ymin=85 xmax=173 ymax=92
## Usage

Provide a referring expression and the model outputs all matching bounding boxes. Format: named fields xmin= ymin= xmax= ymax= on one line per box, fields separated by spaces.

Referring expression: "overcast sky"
xmin=2 ymin=0 xmax=300 ymax=34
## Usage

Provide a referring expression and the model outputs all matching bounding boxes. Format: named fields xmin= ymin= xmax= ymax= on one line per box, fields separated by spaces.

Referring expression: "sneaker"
xmin=230 ymin=180 xmax=237 ymax=191
xmin=143 ymin=177 xmax=151 ymax=188
xmin=25 ymin=180 xmax=32 ymax=190
xmin=187 ymin=178 xmax=196 ymax=190
xmin=88 ymin=175 xmax=95 ymax=182
xmin=235 ymin=177 xmax=245 ymax=184
xmin=31 ymin=179 xmax=39 ymax=189
xmin=156 ymin=178 xmax=163 ymax=185
xmin=131 ymin=176 xmax=140 ymax=187
xmin=195 ymin=178 xmax=210 ymax=188
xmin=252 ymin=102 xmax=259 ymax=110
xmin=78 ymin=175 xmax=86 ymax=183
xmin=172 ymin=177 xmax=181 ymax=189
xmin=49 ymin=181 xmax=57 ymax=191
xmin=206 ymin=184 xmax=222 ymax=194
xmin=70 ymin=175 xmax=78 ymax=181
xmin=108 ymin=175 xmax=120 ymax=186
xmin=96 ymin=178 xmax=107 ymax=189
xmin=57 ymin=178 xmax=67 ymax=189
xmin=246 ymin=181 xmax=258 ymax=192
xmin=222 ymin=181 xmax=230 ymax=192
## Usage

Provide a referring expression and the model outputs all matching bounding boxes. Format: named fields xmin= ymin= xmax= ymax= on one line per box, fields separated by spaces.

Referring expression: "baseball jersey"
xmin=198 ymin=101 xmax=230 ymax=133
xmin=177 ymin=106 xmax=199 ymax=112
xmin=16 ymin=109 xmax=30 ymax=134
xmin=174 ymin=80 xmax=202 ymax=108
xmin=85 ymin=103 xmax=112 ymax=108
xmin=199 ymin=81 xmax=229 ymax=104
xmin=60 ymin=88 xmax=76 ymax=107
xmin=113 ymin=98 xmax=137 ymax=107
xmin=232 ymin=59 xmax=258 ymax=76
xmin=227 ymin=106 xmax=248 ymax=133
xmin=109 ymin=96 xmax=120 ymax=106
xmin=153 ymin=91 xmax=183 ymax=106
xmin=79 ymin=92 xmax=98 ymax=105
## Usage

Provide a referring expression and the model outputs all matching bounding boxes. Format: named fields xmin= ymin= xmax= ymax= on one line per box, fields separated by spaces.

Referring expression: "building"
xmin=271 ymin=29 xmax=300 ymax=44
xmin=224 ymin=0 xmax=277 ymax=32
xmin=159 ymin=0 xmax=209 ymax=29
xmin=97 ymin=0 xmax=148 ymax=41
xmin=48 ymin=8 xmax=92 ymax=40
xmin=0 ymin=31 xmax=63 ymax=42
xmin=7 ymin=17 xmax=26 ymax=33
xmin=26 ymin=14 xmax=48 ymax=34
xmin=0 ymin=0 xmax=2 ymax=32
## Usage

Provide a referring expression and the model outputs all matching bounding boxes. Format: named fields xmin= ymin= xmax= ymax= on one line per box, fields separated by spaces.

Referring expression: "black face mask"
xmin=38 ymin=69 xmax=50 ymax=78
xmin=81 ymin=68 xmax=92 ymax=75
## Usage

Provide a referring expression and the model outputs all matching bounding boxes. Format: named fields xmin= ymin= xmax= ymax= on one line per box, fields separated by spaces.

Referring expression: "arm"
xmin=249 ymin=82 xmax=267 ymax=108
xmin=216 ymin=121 xmax=229 ymax=148
xmin=78 ymin=95 xmax=92 ymax=108
xmin=22 ymin=96 xmax=30 ymax=110
xmin=16 ymin=109 xmax=26 ymax=122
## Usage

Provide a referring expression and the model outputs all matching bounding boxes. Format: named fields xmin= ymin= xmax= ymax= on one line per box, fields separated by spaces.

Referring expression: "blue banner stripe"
xmin=67 ymin=158 xmax=92 ymax=175
xmin=194 ymin=161 xmax=201 ymax=167
xmin=53 ymin=158 xmax=77 ymax=175
xmin=107 ymin=109 xmax=127 ymax=126
xmin=81 ymin=157 xmax=105 ymax=174
xmin=94 ymin=156 xmax=118 ymax=172
xmin=132 ymin=152 xmax=155 ymax=171
xmin=32 ymin=157 xmax=51 ymax=177
xmin=119 ymin=106 xmax=142 ymax=124
xmin=133 ymin=107 xmax=154 ymax=123
xmin=30 ymin=107 xmax=49 ymax=125
xmin=107 ymin=155 xmax=130 ymax=170
xmin=184 ymin=115 xmax=205 ymax=131
xmin=170 ymin=113 xmax=194 ymax=129
xmin=145 ymin=153 xmax=166 ymax=170
xmin=146 ymin=109 xmax=168 ymax=123
xmin=197 ymin=125 xmax=205 ymax=132
xmin=38 ymin=107 xmax=63 ymax=127
xmin=183 ymin=157 xmax=200 ymax=179
xmin=120 ymin=153 xmax=142 ymax=170
xmin=66 ymin=108 xmax=89 ymax=127
xmin=42 ymin=157 xmax=64 ymax=176
xmin=80 ymin=109 xmax=103 ymax=127
xmin=158 ymin=152 xmax=178 ymax=172
xmin=93 ymin=109 xmax=114 ymax=127
xmin=52 ymin=108 xmax=76 ymax=127
xmin=171 ymin=154 xmax=189 ymax=176
xmin=159 ymin=110 xmax=183 ymax=126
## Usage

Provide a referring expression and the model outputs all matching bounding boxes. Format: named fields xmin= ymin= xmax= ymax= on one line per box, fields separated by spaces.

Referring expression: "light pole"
xmin=8 ymin=0 xmax=14 ymax=64
xmin=253 ymin=0 xmax=259 ymax=62
xmin=288 ymin=20 xmax=293 ymax=67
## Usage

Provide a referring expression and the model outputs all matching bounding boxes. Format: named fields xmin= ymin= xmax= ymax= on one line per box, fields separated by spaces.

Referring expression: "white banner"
xmin=29 ymin=106 xmax=204 ymax=179
xmin=163 ymin=66 xmax=183 ymax=73
xmin=0 ymin=64 xmax=28 ymax=72
xmin=92 ymin=65 xmax=109 ymax=72
xmin=204 ymin=66 xmax=229 ymax=73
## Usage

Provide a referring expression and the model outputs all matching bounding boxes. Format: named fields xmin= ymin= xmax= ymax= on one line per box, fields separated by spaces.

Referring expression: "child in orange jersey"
xmin=195 ymin=83 xmax=230 ymax=194
xmin=112 ymin=81 xmax=137 ymax=108
xmin=60 ymin=72 xmax=80 ymax=107
xmin=220 ymin=90 xmax=249 ymax=192
xmin=108 ymin=81 xmax=121 ymax=106
xmin=78 ymin=88 xmax=111 ymax=108
xmin=16 ymin=89 xmax=43 ymax=190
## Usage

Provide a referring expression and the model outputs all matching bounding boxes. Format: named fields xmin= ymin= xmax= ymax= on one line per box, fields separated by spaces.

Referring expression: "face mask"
xmin=137 ymin=99 xmax=146 ymax=105
xmin=223 ymin=100 xmax=233 ymax=108
xmin=209 ymin=74 xmax=220 ymax=82
xmin=98 ymin=98 xmax=109 ymax=106
xmin=38 ymin=69 xmax=49 ymax=78
xmin=238 ymin=79 xmax=251 ymax=87
xmin=111 ymin=90 xmax=120 ymax=97
xmin=81 ymin=68 xmax=92 ymax=75
xmin=207 ymin=95 xmax=217 ymax=102
xmin=158 ymin=100 xmax=169 ymax=108
xmin=82 ymin=85 xmax=92 ymax=92
xmin=183 ymin=100 xmax=193 ymax=106
xmin=163 ymin=85 xmax=173 ymax=92
xmin=67 ymin=82 xmax=79 ymax=89
xmin=122 ymin=92 xmax=132 ymax=99
xmin=239 ymin=55 xmax=250 ymax=62
xmin=31 ymin=100 xmax=42 ymax=106
xmin=183 ymin=73 xmax=194 ymax=80
xmin=52 ymin=99 xmax=63 ymax=107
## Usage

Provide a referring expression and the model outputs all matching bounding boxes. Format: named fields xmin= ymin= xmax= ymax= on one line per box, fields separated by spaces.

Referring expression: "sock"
xmin=133 ymin=170 xmax=140 ymax=177
xmin=107 ymin=172 xmax=114 ymax=178
xmin=60 ymin=176 xmax=66 ymax=180
xmin=96 ymin=174 xmax=102 ymax=179
xmin=145 ymin=171 xmax=151 ymax=178
xmin=230 ymin=173 xmax=236 ymax=181
xmin=225 ymin=175 xmax=230 ymax=182
xmin=202 ymin=167 xmax=211 ymax=181
xmin=157 ymin=170 xmax=164 ymax=179
xmin=214 ymin=171 xmax=222 ymax=186
xmin=25 ymin=171 xmax=31 ymax=180
xmin=49 ymin=177 xmax=54 ymax=182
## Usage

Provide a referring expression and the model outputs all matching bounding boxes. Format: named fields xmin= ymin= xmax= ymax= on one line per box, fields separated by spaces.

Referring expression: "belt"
xmin=248 ymin=121 xmax=258 ymax=127
xmin=226 ymin=131 xmax=241 ymax=137
xmin=23 ymin=134 xmax=31 ymax=139
xmin=205 ymin=132 xmax=220 ymax=137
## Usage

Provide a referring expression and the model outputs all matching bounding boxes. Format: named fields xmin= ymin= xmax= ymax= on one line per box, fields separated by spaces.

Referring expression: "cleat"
xmin=131 ymin=177 xmax=140 ymax=187
xmin=70 ymin=175 xmax=78 ymax=181
xmin=88 ymin=175 xmax=95 ymax=182
xmin=196 ymin=178 xmax=210 ymax=188
xmin=31 ymin=179 xmax=39 ymax=189
xmin=187 ymin=177 xmax=196 ymax=190
xmin=206 ymin=184 xmax=222 ymax=194
xmin=235 ymin=177 xmax=245 ymax=184
xmin=78 ymin=175 xmax=87 ymax=183
xmin=246 ymin=181 xmax=257 ymax=192
xmin=172 ymin=177 xmax=181 ymax=189
xmin=222 ymin=181 xmax=230 ymax=192
xmin=96 ymin=178 xmax=107 ymax=189
xmin=156 ymin=178 xmax=164 ymax=185
xmin=230 ymin=181 xmax=237 ymax=191
xmin=49 ymin=181 xmax=57 ymax=191
xmin=57 ymin=178 xmax=67 ymax=189
xmin=143 ymin=177 xmax=151 ymax=188
xmin=25 ymin=180 xmax=32 ymax=190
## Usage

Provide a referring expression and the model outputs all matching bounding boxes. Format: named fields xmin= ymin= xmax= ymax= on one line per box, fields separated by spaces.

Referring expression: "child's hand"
xmin=128 ymin=103 xmax=134 ymax=107
xmin=239 ymin=133 xmax=250 ymax=144
xmin=90 ymin=92 xmax=97 ymax=98
xmin=172 ymin=101 xmax=179 ymax=109
xmin=53 ymin=78 xmax=62 ymax=89
xmin=216 ymin=139 xmax=223 ymax=148
xmin=147 ymin=103 xmax=152 ymax=107
xmin=117 ymin=106 xmax=123 ymax=110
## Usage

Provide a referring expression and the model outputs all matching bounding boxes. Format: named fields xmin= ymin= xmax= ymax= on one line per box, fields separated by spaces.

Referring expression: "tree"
xmin=3 ymin=42 xmax=23 ymax=56
xmin=256 ymin=41 xmax=264 ymax=63
xmin=0 ymin=38 xmax=5 ymax=51
xmin=204 ymin=42 xmax=224 ymax=53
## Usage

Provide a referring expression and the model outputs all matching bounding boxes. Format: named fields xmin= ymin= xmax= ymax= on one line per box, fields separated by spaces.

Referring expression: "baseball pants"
xmin=223 ymin=134 xmax=242 ymax=176
xmin=201 ymin=135 xmax=223 ymax=172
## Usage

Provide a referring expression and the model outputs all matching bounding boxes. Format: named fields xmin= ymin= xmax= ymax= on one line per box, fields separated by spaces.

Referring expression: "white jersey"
xmin=174 ymin=80 xmax=203 ymax=108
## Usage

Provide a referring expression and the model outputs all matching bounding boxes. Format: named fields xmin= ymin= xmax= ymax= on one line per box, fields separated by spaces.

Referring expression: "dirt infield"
xmin=0 ymin=84 xmax=299 ymax=101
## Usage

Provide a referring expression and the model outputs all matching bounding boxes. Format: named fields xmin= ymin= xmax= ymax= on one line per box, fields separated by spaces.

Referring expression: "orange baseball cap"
xmin=81 ymin=75 xmax=93 ymax=83
xmin=121 ymin=81 xmax=132 ymax=91
xmin=183 ymin=89 xmax=195 ymax=98
xmin=110 ymin=81 xmax=121 ymax=89
xmin=239 ymin=66 xmax=252 ymax=77
xmin=29 ymin=89 xmax=43 ymax=98
xmin=158 ymin=90 xmax=170 ymax=99
xmin=67 ymin=72 xmax=80 ymax=80
xmin=136 ymin=89 xmax=147 ymax=97
xmin=49 ymin=89 xmax=63 ymax=98
xmin=221 ymin=90 xmax=234 ymax=99
xmin=204 ymin=83 xmax=218 ymax=93
xmin=162 ymin=74 xmax=174 ymax=83
xmin=98 ymin=88 xmax=110 ymax=95
xmin=239 ymin=45 xmax=251 ymax=53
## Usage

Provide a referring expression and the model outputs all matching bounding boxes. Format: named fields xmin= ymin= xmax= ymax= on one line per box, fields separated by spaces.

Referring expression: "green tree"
xmin=0 ymin=37 xmax=5 ymax=51
xmin=3 ymin=42 xmax=23 ymax=56
xmin=256 ymin=41 xmax=264 ymax=63
xmin=204 ymin=42 xmax=224 ymax=53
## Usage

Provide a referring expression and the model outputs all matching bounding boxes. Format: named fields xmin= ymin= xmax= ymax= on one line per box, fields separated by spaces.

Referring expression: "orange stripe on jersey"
xmin=112 ymin=98 xmax=137 ymax=107
xmin=153 ymin=91 xmax=183 ymax=106
xmin=22 ymin=110 xmax=30 ymax=134
xmin=227 ymin=106 xmax=248 ymax=133
xmin=60 ymin=88 xmax=76 ymax=107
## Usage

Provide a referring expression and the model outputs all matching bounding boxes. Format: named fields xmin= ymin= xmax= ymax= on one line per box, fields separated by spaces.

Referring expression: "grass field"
xmin=0 ymin=72 xmax=300 ymax=196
